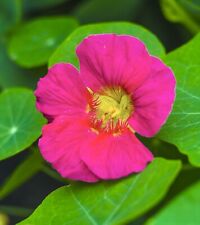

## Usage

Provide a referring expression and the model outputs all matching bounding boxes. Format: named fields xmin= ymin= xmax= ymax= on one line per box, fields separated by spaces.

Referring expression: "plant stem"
xmin=182 ymin=164 xmax=196 ymax=171
xmin=41 ymin=165 xmax=68 ymax=183
xmin=0 ymin=205 xmax=32 ymax=217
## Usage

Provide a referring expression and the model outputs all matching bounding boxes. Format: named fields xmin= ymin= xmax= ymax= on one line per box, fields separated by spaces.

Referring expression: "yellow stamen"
xmin=128 ymin=125 xmax=135 ymax=134
xmin=90 ymin=86 xmax=134 ymax=133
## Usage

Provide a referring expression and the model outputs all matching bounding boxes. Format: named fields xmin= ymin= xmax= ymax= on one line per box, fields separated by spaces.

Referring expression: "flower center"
xmin=89 ymin=87 xmax=133 ymax=134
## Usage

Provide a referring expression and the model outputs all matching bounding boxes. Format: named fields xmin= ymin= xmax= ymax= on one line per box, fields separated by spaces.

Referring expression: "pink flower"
xmin=35 ymin=34 xmax=176 ymax=182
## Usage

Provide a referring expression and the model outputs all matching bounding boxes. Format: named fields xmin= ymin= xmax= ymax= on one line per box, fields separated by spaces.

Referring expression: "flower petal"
xmin=80 ymin=130 xmax=153 ymax=180
xmin=35 ymin=63 xmax=89 ymax=120
xmin=39 ymin=116 xmax=99 ymax=182
xmin=76 ymin=34 xmax=151 ymax=93
xmin=129 ymin=57 xmax=176 ymax=137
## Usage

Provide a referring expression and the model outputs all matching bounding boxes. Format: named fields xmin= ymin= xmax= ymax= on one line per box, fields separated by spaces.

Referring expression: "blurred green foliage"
xmin=8 ymin=16 xmax=78 ymax=68
xmin=0 ymin=150 xmax=43 ymax=199
xmin=0 ymin=0 xmax=21 ymax=35
xmin=161 ymin=0 xmax=200 ymax=33
xmin=73 ymin=0 xmax=146 ymax=23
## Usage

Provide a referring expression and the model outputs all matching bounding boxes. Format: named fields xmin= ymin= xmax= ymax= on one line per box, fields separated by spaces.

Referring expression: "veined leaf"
xmin=0 ymin=88 xmax=46 ymax=160
xmin=158 ymin=33 xmax=200 ymax=166
xmin=17 ymin=158 xmax=181 ymax=225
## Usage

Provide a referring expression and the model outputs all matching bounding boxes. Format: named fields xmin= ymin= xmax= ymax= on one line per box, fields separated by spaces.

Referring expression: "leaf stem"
xmin=182 ymin=164 xmax=196 ymax=171
xmin=41 ymin=165 xmax=68 ymax=183
xmin=161 ymin=0 xmax=199 ymax=34
xmin=0 ymin=205 xmax=32 ymax=217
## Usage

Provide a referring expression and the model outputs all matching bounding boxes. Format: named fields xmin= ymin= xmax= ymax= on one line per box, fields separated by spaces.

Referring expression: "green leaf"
xmin=0 ymin=0 xmax=22 ymax=34
xmin=73 ymin=0 xmax=146 ymax=23
xmin=178 ymin=0 xmax=200 ymax=22
xmin=146 ymin=180 xmax=200 ymax=225
xmin=0 ymin=39 xmax=44 ymax=89
xmin=0 ymin=88 xmax=46 ymax=160
xmin=160 ymin=0 xmax=200 ymax=34
xmin=17 ymin=158 xmax=181 ymax=225
xmin=139 ymin=137 xmax=187 ymax=161
xmin=162 ymin=32 xmax=200 ymax=65
xmin=0 ymin=150 xmax=43 ymax=199
xmin=8 ymin=16 xmax=79 ymax=68
xmin=49 ymin=22 xmax=165 ymax=67
xmin=158 ymin=33 xmax=200 ymax=166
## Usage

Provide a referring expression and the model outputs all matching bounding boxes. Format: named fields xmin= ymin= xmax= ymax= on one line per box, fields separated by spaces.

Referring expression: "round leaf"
xmin=8 ymin=16 xmax=79 ymax=68
xmin=49 ymin=22 xmax=165 ymax=67
xmin=0 ymin=40 xmax=45 ymax=89
xmin=0 ymin=88 xmax=46 ymax=160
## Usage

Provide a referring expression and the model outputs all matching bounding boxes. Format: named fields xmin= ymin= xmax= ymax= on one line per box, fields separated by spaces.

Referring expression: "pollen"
xmin=89 ymin=86 xmax=134 ymax=134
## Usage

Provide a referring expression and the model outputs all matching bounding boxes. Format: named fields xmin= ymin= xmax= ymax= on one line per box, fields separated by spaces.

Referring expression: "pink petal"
xmin=35 ymin=63 xmax=89 ymax=119
xmin=76 ymin=34 xmax=152 ymax=93
xmin=81 ymin=130 xmax=153 ymax=180
xmin=129 ymin=57 xmax=176 ymax=137
xmin=39 ymin=115 xmax=99 ymax=182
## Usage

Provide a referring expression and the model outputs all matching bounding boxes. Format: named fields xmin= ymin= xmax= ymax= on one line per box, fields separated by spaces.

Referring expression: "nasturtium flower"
xmin=35 ymin=34 xmax=176 ymax=182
